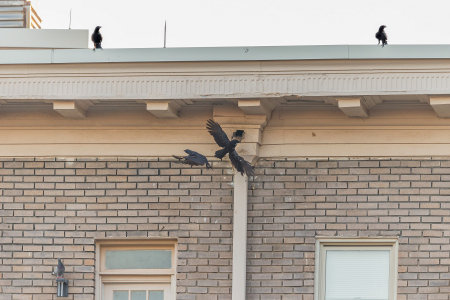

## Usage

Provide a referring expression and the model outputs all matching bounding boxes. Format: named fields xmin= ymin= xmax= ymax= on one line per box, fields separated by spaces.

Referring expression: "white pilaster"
xmin=232 ymin=173 xmax=248 ymax=300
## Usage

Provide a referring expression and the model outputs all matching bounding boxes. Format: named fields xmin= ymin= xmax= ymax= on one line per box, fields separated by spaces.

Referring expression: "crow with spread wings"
xmin=173 ymin=149 xmax=211 ymax=169
xmin=206 ymin=119 xmax=254 ymax=177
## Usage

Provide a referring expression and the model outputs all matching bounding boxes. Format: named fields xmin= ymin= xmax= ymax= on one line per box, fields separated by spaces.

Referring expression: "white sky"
xmin=34 ymin=0 xmax=450 ymax=48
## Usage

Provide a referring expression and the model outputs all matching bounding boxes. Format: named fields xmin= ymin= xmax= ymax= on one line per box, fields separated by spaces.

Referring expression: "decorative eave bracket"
xmin=429 ymin=96 xmax=450 ymax=118
xmin=146 ymin=101 xmax=180 ymax=118
xmin=238 ymin=99 xmax=275 ymax=116
xmin=53 ymin=101 xmax=90 ymax=119
xmin=336 ymin=97 xmax=368 ymax=118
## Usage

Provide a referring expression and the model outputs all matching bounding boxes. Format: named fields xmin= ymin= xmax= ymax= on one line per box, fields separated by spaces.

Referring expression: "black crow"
xmin=53 ymin=258 xmax=65 ymax=278
xmin=91 ymin=26 xmax=103 ymax=50
xmin=206 ymin=119 xmax=254 ymax=177
xmin=375 ymin=25 xmax=387 ymax=47
xmin=173 ymin=149 xmax=211 ymax=169
xmin=206 ymin=119 xmax=239 ymax=159
xmin=229 ymin=150 xmax=254 ymax=177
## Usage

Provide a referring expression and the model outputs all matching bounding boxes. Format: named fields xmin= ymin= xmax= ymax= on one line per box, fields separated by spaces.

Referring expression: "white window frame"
xmin=314 ymin=237 xmax=398 ymax=300
xmin=95 ymin=238 xmax=177 ymax=300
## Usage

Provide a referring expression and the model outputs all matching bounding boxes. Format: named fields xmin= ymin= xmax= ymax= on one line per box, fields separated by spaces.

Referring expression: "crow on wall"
xmin=53 ymin=258 xmax=65 ymax=278
xmin=173 ymin=149 xmax=212 ymax=169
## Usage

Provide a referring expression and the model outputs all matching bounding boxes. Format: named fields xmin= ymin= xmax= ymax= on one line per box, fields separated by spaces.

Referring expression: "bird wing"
xmin=184 ymin=149 xmax=208 ymax=166
xmin=91 ymin=32 xmax=102 ymax=44
xmin=206 ymin=119 xmax=230 ymax=147
xmin=229 ymin=150 xmax=244 ymax=174
xmin=229 ymin=150 xmax=254 ymax=177
xmin=184 ymin=149 xmax=198 ymax=156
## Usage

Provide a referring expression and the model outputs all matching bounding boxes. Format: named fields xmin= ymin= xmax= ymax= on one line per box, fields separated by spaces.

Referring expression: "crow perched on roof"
xmin=173 ymin=149 xmax=211 ymax=169
xmin=375 ymin=25 xmax=387 ymax=47
xmin=53 ymin=258 xmax=65 ymax=278
xmin=91 ymin=26 xmax=103 ymax=50
xmin=206 ymin=119 xmax=254 ymax=177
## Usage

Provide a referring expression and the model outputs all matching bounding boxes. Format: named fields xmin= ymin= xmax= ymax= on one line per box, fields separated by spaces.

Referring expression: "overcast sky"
xmin=34 ymin=0 xmax=450 ymax=48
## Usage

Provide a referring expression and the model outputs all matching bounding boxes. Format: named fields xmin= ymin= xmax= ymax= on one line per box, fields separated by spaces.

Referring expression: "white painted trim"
xmin=314 ymin=237 xmax=398 ymax=300
xmin=6 ymin=45 xmax=450 ymax=64
xmin=3 ymin=59 xmax=450 ymax=101
xmin=95 ymin=241 xmax=101 ymax=300
xmin=2 ymin=71 xmax=450 ymax=101
xmin=232 ymin=173 xmax=248 ymax=300
xmin=95 ymin=239 xmax=177 ymax=300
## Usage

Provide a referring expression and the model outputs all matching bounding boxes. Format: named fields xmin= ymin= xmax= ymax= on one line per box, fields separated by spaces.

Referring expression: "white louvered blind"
xmin=325 ymin=250 xmax=390 ymax=300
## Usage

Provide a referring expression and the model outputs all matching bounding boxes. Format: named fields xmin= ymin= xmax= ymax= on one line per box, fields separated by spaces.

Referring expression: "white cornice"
xmin=1 ymin=71 xmax=450 ymax=101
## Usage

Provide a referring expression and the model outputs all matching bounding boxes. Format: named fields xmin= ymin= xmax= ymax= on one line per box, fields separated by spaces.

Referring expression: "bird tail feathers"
xmin=172 ymin=155 xmax=184 ymax=161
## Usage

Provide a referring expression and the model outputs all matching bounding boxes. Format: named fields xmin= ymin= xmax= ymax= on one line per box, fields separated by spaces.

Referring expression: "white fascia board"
xmin=4 ymin=45 xmax=450 ymax=65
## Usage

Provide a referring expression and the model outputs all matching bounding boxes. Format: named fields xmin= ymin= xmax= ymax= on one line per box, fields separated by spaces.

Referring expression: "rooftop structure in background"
xmin=0 ymin=28 xmax=89 ymax=49
xmin=0 ymin=0 xmax=41 ymax=28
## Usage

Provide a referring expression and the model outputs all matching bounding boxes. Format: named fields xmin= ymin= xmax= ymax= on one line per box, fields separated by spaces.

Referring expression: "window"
xmin=315 ymin=238 xmax=398 ymax=300
xmin=96 ymin=239 xmax=177 ymax=300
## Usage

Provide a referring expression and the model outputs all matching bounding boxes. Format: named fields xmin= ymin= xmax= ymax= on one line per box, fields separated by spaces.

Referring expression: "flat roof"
xmin=2 ymin=44 xmax=450 ymax=64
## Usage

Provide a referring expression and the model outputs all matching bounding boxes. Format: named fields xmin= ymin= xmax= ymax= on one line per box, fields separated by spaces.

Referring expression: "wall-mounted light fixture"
xmin=52 ymin=258 xmax=68 ymax=297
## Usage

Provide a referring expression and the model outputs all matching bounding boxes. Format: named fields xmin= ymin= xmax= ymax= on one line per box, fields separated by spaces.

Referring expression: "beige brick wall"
xmin=248 ymin=158 xmax=450 ymax=300
xmin=0 ymin=158 xmax=233 ymax=300
xmin=2 ymin=157 xmax=450 ymax=300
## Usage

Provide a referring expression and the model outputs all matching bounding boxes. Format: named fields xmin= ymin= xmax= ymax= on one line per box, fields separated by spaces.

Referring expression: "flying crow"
xmin=53 ymin=258 xmax=65 ymax=278
xmin=91 ymin=26 xmax=103 ymax=50
xmin=229 ymin=150 xmax=254 ymax=176
xmin=206 ymin=119 xmax=240 ymax=159
xmin=173 ymin=149 xmax=211 ymax=168
xmin=206 ymin=119 xmax=254 ymax=177
xmin=375 ymin=25 xmax=387 ymax=47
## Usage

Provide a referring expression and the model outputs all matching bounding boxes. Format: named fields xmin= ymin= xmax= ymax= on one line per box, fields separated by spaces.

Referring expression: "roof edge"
xmin=2 ymin=44 xmax=450 ymax=65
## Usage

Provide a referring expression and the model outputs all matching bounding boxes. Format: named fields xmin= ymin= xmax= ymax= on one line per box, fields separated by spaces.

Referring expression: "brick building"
xmin=2 ymin=39 xmax=450 ymax=300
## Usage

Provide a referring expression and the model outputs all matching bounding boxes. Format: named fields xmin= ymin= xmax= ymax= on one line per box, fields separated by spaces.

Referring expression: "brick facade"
xmin=1 ymin=157 xmax=450 ymax=299
xmin=248 ymin=158 xmax=450 ymax=300
xmin=0 ymin=158 xmax=233 ymax=300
